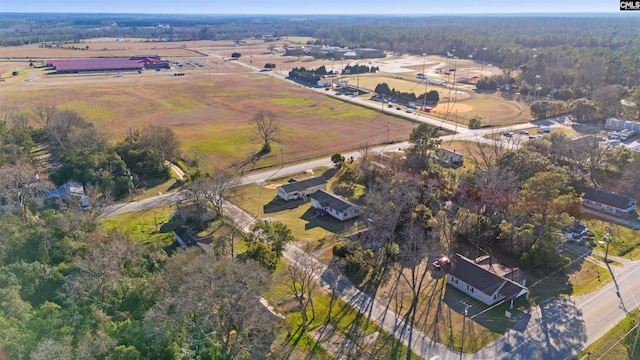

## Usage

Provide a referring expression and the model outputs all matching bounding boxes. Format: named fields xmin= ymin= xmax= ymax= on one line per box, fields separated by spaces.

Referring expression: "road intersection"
xmin=100 ymin=56 xmax=640 ymax=359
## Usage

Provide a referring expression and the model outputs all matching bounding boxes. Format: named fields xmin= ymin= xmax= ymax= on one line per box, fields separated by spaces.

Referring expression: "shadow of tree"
xmin=263 ymin=197 xmax=305 ymax=214
xmin=494 ymin=297 xmax=586 ymax=359
xmin=301 ymin=207 xmax=358 ymax=233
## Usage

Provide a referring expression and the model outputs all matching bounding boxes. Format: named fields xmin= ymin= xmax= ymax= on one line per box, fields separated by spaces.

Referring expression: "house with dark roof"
xmin=562 ymin=221 xmax=591 ymax=242
xmin=173 ymin=226 xmax=213 ymax=251
xmin=582 ymin=188 xmax=636 ymax=217
xmin=309 ymin=190 xmax=360 ymax=221
xmin=276 ymin=176 xmax=327 ymax=201
xmin=447 ymin=253 xmax=528 ymax=308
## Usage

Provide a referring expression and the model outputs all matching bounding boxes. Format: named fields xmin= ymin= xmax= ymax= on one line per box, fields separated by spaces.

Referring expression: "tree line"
xmin=0 ymin=105 xmax=179 ymax=202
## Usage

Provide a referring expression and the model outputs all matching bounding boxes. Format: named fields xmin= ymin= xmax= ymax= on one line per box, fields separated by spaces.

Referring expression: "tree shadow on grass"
xmin=263 ymin=197 xmax=305 ymax=214
xmin=301 ymin=207 xmax=358 ymax=233
xmin=230 ymin=149 xmax=271 ymax=175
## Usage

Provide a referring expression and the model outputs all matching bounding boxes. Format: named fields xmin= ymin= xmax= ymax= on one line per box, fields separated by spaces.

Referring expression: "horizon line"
xmin=0 ymin=11 xmax=625 ymax=16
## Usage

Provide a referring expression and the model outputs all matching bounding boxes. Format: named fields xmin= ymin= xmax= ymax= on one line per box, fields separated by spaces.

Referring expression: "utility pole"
xmin=422 ymin=52 xmax=428 ymax=111
xmin=481 ymin=47 xmax=487 ymax=74
xmin=280 ymin=143 xmax=284 ymax=168
xmin=604 ymin=226 xmax=612 ymax=262
xmin=460 ymin=302 xmax=471 ymax=360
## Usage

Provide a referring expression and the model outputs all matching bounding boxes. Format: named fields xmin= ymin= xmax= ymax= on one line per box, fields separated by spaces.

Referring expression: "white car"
xmin=406 ymin=109 xmax=413 ymax=113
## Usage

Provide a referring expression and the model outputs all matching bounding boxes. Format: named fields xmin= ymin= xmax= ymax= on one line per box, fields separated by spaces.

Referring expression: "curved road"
xmin=101 ymin=55 xmax=636 ymax=359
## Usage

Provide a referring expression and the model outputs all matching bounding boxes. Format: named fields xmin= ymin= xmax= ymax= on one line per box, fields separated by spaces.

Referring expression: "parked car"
xmin=396 ymin=107 xmax=402 ymax=110
xmin=520 ymin=130 xmax=529 ymax=135
xmin=432 ymin=256 xmax=452 ymax=271
xmin=406 ymin=109 xmax=413 ymax=113
xmin=503 ymin=131 xmax=514 ymax=137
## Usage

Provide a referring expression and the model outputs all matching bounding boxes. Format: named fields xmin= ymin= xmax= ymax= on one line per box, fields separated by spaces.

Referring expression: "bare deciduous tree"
xmin=286 ymin=256 xmax=322 ymax=330
xmin=251 ymin=111 xmax=280 ymax=153
xmin=187 ymin=169 xmax=237 ymax=220
xmin=144 ymin=253 xmax=275 ymax=359
xmin=61 ymin=238 xmax=144 ymax=306
xmin=0 ymin=162 xmax=44 ymax=222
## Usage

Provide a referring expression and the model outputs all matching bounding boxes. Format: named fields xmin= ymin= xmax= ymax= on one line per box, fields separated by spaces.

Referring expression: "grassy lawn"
xmin=228 ymin=178 xmax=358 ymax=251
xmin=581 ymin=216 xmax=640 ymax=259
xmin=1 ymin=65 xmax=416 ymax=173
xmin=265 ymin=261 xmax=421 ymax=360
xmin=527 ymin=256 xmax=613 ymax=304
xmin=567 ymin=261 xmax=613 ymax=296
xmin=101 ymin=205 xmax=176 ymax=246
xmin=578 ymin=309 xmax=640 ymax=360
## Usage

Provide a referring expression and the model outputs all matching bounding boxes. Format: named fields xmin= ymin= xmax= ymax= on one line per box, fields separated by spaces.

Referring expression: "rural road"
xmin=101 ymin=55 xmax=640 ymax=359
xmin=103 ymin=165 xmax=640 ymax=360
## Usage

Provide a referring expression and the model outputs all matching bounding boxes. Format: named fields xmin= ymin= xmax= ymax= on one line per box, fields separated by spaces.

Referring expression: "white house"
xmin=447 ymin=254 xmax=528 ymax=308
xmin=436 ymin=148 xmax=464 ymax=165
xmin=276 ymin=176 xmax=327 ymax=201
xmin=317 ymin=79 xmax=332 ymax=88
xmin=582 ymin=188 xmax=636 ymax=217
xmin=309 ymin=190 xmax=360 ymax=221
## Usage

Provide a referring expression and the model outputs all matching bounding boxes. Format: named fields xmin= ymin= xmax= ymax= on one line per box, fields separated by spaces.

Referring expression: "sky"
xmin=0 ymin=0 xmax=623 ymax=15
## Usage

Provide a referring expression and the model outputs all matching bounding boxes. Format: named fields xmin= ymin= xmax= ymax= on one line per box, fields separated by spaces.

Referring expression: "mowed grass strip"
xmin=580 ymin=309 xmax=640 ymax=360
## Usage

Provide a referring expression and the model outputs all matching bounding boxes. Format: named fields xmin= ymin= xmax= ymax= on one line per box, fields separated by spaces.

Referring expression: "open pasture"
xmin=0 ymin=38 xmax=209 ymax=59
xmin=0 ymin=63 xmax=415 ymax=171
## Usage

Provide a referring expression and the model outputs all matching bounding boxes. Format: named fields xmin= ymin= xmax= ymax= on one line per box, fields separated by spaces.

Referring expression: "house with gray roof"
xmin=174 ymin=226 xmax=212 ymax=251
xmin=276 ymin=176 xmax=327 ymax=201
xmin=582 ymin=188 xmax=636 ymax=217
xmin=44 ymin=181 xmax=89 ymax=209
xmin=309 ymin=190 xmax=360 ymax=221
xmin=447 ymin=253 xmax=528 ymax=308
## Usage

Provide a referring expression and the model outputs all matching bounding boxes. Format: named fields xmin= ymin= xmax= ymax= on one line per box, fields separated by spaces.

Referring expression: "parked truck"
xmin=620 ymin=129 xmax=635 ymax=140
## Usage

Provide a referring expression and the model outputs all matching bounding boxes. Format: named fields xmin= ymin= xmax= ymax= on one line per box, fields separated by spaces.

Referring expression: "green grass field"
xmin=0 ymin=67 xmax=416 ymax=172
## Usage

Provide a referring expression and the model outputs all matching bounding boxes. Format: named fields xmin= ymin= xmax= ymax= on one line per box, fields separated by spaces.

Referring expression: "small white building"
xmin=317 ymin=79 xmax=332 ymax=88
xmin=309 ymin=190 xmax=360 ymax=221
xmin=436 ymin=148 xmax=464 ymax=165
xmin=276 ymin=176 xmax=327 ymax=201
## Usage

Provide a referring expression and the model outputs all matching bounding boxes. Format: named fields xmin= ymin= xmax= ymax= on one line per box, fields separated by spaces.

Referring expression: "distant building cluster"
xmin=45 ymin=55 xmax=170 ymax=74
xmin=285 ymin=45 xmax=385 ymax=59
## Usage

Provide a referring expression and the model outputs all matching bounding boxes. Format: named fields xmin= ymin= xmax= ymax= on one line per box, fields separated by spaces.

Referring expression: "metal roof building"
xmin=45 ymin=56 xmax=169 ymax=74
